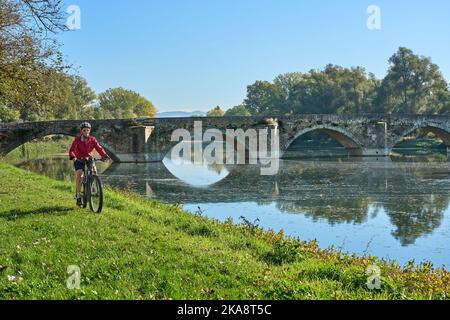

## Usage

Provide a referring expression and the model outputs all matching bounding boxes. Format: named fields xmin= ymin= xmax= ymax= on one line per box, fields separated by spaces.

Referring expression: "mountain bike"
xmin=78 ymin=158 xmax=105 ymax=213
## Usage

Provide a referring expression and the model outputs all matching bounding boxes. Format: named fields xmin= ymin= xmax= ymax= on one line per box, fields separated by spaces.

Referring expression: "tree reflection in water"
xmin=383 ymin=195 xmax=448 ymax=246
xmin=274 ymin=161 xmax=450 ymax=245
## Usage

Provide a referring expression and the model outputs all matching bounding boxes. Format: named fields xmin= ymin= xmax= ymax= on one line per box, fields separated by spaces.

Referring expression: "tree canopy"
xmin=376 ymin=47 xmax=450 ymax=114
xmin=224 ymin=104 xmax=251 ymax=116
xmin=0 ymin=0 xmax=68 ymax=121
xmin=207 ymin=106 xmax=225 ymax=117
xmin=241 ymin=48 xmax=450 ymax=116
xmin=97 ymin=88 xmax=157 ymax=119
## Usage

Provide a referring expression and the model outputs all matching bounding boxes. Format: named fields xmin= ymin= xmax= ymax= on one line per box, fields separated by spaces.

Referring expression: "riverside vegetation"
xmin=0 ymin=163 xmax=450 ymax=300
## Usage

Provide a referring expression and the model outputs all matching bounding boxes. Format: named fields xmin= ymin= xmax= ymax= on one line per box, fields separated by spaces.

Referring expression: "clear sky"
xmin=59 ymin=0 xmax=450 ymax=112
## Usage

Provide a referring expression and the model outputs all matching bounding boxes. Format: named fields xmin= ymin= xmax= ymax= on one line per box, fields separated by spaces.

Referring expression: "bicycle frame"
xmin=79 ymin=158 xmax=104 ymax=212
xmin=80 ymin=158 xmax=98 ymax=182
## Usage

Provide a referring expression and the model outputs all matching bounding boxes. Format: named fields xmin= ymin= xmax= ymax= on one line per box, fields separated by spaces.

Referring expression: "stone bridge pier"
xmin=1 ymin=114 xmax=450 ymax=162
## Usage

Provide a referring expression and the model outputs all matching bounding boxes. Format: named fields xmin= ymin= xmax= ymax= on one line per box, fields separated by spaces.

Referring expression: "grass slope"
xmin=0 ymin=163 xmax=449 ymax=300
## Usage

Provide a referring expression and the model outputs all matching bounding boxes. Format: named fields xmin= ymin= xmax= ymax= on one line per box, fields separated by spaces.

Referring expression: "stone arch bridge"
xmin=1 ymin=114 xmax=450 ymax=162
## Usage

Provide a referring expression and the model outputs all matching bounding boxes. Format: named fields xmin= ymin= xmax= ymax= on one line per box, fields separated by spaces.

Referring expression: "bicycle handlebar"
xmin=76 ymin=157 xmax=108 ymax=162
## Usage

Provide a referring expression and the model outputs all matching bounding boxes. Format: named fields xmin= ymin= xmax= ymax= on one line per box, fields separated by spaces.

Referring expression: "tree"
xmin=376 ymin=47 xmax=450 ymax=114
xmin=97 ymin=88 xmax=157 ymax=119
xmin=0 ymin=103 xmax=20 ymax=122
xmin=51 ymin=74 xmax=97 ymax=119
xmin=242 ymin=66 xmax=378 ymax=116
xmin=273 ymin=73 xmax=305 ymax=114
xmin=70 ymin=76 xmax=97 ymax=118
xmin=0 ymin=0 xmax=69 ymax=121
xmin=207 ymin=106 xmax=225 ymax=117
xmin=244 ymin=81 xmax=286 ymax=115
xmin=224 ymin=104 xmax=251 ymax=116
xmin=281 ymin=65 xmax=377 ymax=115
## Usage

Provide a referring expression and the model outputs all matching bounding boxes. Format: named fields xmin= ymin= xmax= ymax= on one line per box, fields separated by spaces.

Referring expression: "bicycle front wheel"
xmin=81 ymin=179 xmax=88 ymax=208
xmin=88 ymin=175 xmax=103 ymax=213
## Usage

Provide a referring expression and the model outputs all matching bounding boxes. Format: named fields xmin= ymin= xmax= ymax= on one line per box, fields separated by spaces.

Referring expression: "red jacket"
xmin=69 ymin=136 xmax=108 ymax=160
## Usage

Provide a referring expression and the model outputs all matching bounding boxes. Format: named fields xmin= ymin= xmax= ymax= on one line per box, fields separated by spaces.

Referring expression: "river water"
xmin=15 ymin=154 xmax=450 ymax=268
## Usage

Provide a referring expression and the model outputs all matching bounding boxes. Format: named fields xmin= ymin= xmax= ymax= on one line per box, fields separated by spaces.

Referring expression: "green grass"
xmin=1 ymin=163 xmax=450 ymax=300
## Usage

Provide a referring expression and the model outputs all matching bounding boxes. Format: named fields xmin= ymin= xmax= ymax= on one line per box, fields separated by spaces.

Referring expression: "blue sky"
xmin=59 ymin=0 xmax=450 ymax=112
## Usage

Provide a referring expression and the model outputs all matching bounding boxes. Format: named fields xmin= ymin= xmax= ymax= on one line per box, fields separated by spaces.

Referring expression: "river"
xmin=14 ymin=153 xmax=450 ymax=268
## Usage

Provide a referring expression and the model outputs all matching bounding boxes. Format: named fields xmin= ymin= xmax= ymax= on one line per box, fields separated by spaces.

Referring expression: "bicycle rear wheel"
xmin=88 ymin=175 xmax=103 ymax=213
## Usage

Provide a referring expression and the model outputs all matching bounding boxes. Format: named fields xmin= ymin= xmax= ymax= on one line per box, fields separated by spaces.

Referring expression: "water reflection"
xmin=383 ymin=195 xmax=448 ymax=246
xmin=101 ymin=160 xmax=450 ymax=240
xmin=162 ymin=154 xmax=229 ymax=187
xmin=276 ymin=198 xmax=372 ymax=225
xmin=16 ymin=156 xmax=111 ymax=182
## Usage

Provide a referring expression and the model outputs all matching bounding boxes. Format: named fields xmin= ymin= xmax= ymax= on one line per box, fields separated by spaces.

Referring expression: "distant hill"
xmin=156 ymin=111 xmax=206 ymax=118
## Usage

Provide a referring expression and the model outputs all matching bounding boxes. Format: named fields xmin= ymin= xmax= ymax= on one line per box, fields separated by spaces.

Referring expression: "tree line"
xmin=0 ymin=0 xmax=156 ymax=123
xmin=212 ymin=47 xmax=450 ymax=117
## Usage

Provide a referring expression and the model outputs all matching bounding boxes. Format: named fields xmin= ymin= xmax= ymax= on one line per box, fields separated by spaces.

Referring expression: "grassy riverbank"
xmin=0 ymin=163 xmax=449 ymax=300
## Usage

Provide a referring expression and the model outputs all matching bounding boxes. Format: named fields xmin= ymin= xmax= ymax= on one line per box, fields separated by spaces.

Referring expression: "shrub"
xmin=263 ymin=239 xmax=304 ymax=265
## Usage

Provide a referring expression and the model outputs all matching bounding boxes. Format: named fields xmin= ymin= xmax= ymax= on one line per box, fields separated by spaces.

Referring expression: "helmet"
xmin=80 ymin=122 xmax=92 ymax=130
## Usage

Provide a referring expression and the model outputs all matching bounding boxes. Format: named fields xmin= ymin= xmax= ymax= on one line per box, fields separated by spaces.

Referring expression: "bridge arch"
xmin=389 ymin=123 xmax=450 ymax=152
xmin=1 ymin=129 xmax=121 ymax=162
xmin=283 ymin=125 xmax=364 ymax=157
xmin=163 ymin=129 xmax=254 ymax=164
